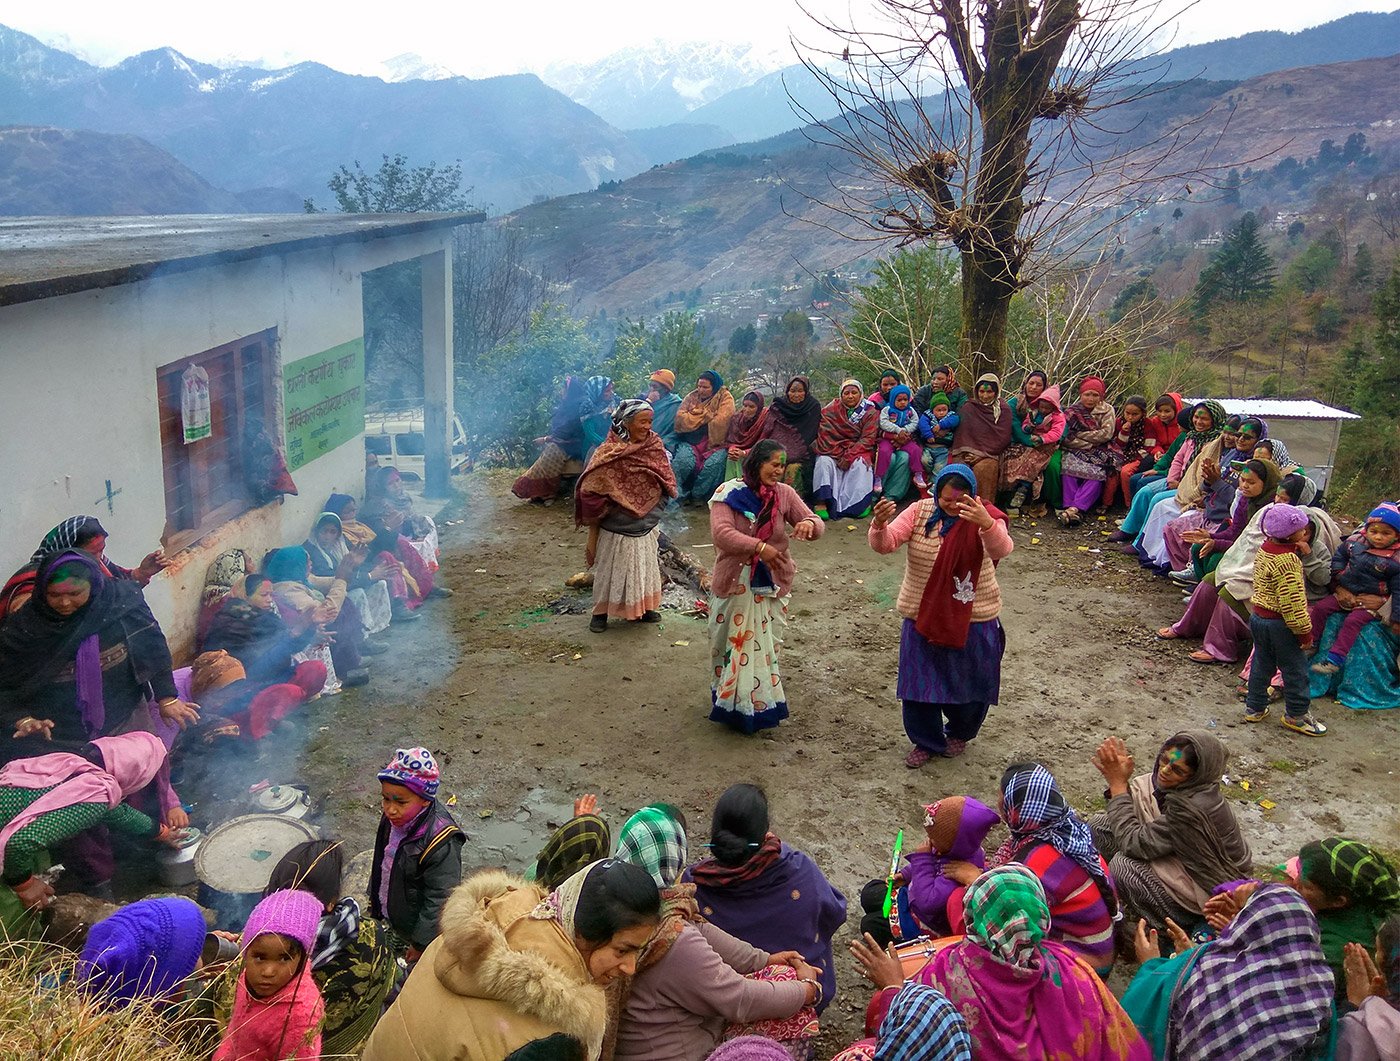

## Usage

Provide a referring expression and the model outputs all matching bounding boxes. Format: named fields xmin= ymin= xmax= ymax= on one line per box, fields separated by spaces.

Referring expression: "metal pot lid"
xmin=254 ymin=786 xmax=305 ymax=813
xmin=194 ymin=814 xmax=319 ymax=894
xmin=164 ymin=826 xmax=203 ymax=852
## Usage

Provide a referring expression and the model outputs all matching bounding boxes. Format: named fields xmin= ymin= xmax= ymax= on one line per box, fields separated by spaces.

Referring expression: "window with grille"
xmin=156 ymin=328 xmax=279 ymax=551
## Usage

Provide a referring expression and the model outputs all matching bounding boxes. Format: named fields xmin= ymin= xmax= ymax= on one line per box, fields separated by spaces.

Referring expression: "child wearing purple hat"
xmin=215 ymin=889 xmax=324 ymax=1061
xmin=368 ymin=746 xmax=464 ymax=962
xmin=1246 ymin=504 xmax=1327 ymax=736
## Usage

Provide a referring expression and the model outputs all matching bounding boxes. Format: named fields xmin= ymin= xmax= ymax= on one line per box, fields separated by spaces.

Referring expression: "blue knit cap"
xmin=1367 ymin=501 xmax=1400 ymax=533
xmin=79 ymin=897 xmax=206 ymax=1007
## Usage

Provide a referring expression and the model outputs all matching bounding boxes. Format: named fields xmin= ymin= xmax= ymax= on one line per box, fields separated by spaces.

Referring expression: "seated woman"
xmin=852 ymin=865 xmax=1150 ymax=1061
xmin=513 ymin=375 xmax=616 ymax=501
xmin=362 ymin=859 xmax=662 ymax=1060
xmin=1169 ymin=458 xmax=1280 ymax=583
xmin=365 ymin=498 xmax=444 ymax=604
xmin=1338 ymin=916 xmax=1400 ymax=1061
xmin=305 ymin=512 xmax=396 ymax=632
xmin=1000 ymin=384 xmax=1065 ymax=515
xmin=614 ymin=803 xmax=821 ymax=1061
xmin=78 ymin=896 xmax=209 ymax=1009
xmin=947 ymin=373 xmax=1013 ymax=502
xmin=1291 ymin=837 xmax=1400 ymax=998
xmin=672 ymin=372 xmax=737 ymax=503
xmin=1111 ymin=401 xmax=1224 ymax=549
xmin=812 ymin=380 xmax=878 ymax=520
xmin=1087 ymin=731 xmax=1250 ymax=934
xmin=368 ymin=466 xmax=440 ymax=569
xmin=682 ymin=784 xmax=847 ymax=1013
xmin=259 ymin=840 xmax=397 ymax=1056
xmin=829 ymin=981 xmax=972 ymax=1061
xmin=1131 ymin=402 xmax=1229 ymax=564
xmin=1310 ymin=596 xmax=1400 ymax=711
xmin=0 ymin=732 xmax=177 ymax=937
xmin=201 ymin=574 xmax=330 ymax=736
xmin=646 ymin=369 xmax=684 ymax=452
xmin=973 ymin=763 xmax=1118 ymax=974
xmin=0 ymin=550 xmax=200 ymax=762
xmin=30 ymin=514 xmax=170 ymax=586
xmin=1123 ymin=883 xmax=1332 ymax=1060
xmin=761 ymin=377 xmax=822 ymax=495
xmin=264 ymin=546 xmax=370 ymax=689
xmin=693 ymin=390 xmax=768 ymax=503
xmin=1058 ymin=376 xmax=1117 ymax=527
xmin=324 ymin=493 xmax=377 ymax=549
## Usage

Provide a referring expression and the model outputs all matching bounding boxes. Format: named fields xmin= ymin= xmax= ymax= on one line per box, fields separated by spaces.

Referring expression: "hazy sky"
xmin=7 ymin=0 xmax=1394 ymax=76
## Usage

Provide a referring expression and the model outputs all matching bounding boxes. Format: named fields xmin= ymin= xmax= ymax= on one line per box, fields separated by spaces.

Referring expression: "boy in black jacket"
xmin=369 ymin=746 xmax=464 ymax=962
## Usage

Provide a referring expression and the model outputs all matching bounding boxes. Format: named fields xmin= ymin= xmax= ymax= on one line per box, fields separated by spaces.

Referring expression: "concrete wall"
xmin=0 ymin=229 xmax=452 ymax=656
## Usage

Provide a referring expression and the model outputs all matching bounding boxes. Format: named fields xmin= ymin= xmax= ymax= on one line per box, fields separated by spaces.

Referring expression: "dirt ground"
xmin=172 ymin=469 xmax=1400 ymax=1050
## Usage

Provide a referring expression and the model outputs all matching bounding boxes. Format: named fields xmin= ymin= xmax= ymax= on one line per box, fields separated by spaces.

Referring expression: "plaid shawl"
xmin=815 ymin=397 xmax=878 ymax=469
xmin=534 ymin=814 xmax=611 ymax=893
xmin=872 ymin=983 xmax=972 ymax=1061
xmin=617 ymin=805 xmax=688 ymax=887
xmin=963 ymin=864 xmax=1049 ymax=969
xmin=1168 ymin=885 xmax=1332 ymax=1060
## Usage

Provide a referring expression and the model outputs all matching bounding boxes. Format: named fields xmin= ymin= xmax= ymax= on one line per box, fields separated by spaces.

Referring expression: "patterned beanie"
xmin=923 ymin=798 xmax=966 ymax=855
xmin=378 ymin=746 xmax=440 ymax=798
xmin=1366 ymin=501 xmax=1400 ymax=533
xmin=79 ymin=897 xmax=207 ymax=1007
xmin=242 ymin=888 xmax=324 ymax=958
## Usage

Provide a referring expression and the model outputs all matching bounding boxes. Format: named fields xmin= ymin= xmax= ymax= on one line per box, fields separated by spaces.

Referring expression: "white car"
xmin=364 ymin=407 xmax=471 ymax=480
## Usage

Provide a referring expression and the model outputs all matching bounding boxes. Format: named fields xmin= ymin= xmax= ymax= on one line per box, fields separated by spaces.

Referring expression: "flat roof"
xmin=0 ymin=212 xmax=484 ymax=307
xmin=1184 ymin=398 xmax=1361 ymax=421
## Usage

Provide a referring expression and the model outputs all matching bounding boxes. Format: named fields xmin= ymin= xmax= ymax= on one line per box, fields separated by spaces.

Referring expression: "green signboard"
xmin=283 ymin=338 xmax=365 ymax=471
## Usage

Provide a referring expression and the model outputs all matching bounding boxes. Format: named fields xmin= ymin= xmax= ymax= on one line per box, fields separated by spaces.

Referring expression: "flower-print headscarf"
xmin=611 ymin=399 xmax=653 ymax=442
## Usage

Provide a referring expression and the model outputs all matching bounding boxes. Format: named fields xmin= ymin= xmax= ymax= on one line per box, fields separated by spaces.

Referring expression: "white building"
xmin=0 ymin=212 xmax=479 ymax=654
xmin=1187 ymin=398 xmax=1361 ymax=491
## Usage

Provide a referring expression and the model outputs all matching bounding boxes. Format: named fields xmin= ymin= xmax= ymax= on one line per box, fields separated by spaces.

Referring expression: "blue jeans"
xmin=1247 ymin=615 xmax=1311 ymax=718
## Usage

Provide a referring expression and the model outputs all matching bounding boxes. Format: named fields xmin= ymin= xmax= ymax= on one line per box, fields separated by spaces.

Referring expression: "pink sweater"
xmin=867 ymin=498 xmax=1014 ymax=622
xmin=214 ymin=966 xmax=324 ymax=1061
xmin=614 ymin=923 xmax=807 ymax=1061
xmin=709 ymin=483 xmax=823 ymax=598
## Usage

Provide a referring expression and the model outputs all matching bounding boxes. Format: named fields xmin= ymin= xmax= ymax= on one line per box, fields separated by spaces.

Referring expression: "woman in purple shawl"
xmin=0 ymin=551 xmax=197 ymax=763
xmin=682 ymin=784 xmax=847 ymax=1013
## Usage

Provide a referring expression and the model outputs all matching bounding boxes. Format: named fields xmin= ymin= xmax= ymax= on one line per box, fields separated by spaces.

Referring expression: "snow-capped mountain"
xmin=541 ymin=40 xmax=790 ymax=130
xmin=376 ymin=52 xmax=460 ymax=83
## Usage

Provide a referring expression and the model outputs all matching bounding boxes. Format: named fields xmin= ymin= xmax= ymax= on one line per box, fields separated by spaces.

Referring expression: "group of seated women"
xmin=0 ymin=476 xmax=451 ymax=925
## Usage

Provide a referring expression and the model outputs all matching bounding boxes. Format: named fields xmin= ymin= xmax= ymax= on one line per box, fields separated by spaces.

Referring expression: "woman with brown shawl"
xmin=576 ymin=400 xmax=679 ymax=633
xmin=948 ymin=372 xmax=1013 ymax=501
xmin=692 ymin=390 xmax=768 ymax=502
xmin=671 ymin=371 xmax=736 ymax=502
xmin=1089 ymin=730 xmax=1251 ymax=931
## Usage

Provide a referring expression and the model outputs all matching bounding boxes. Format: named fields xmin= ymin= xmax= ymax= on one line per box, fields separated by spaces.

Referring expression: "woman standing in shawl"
xmin=708 ymin=440 xmax=823 ymax=733
xmin=1059 ymin=376 xmax=1118 ymax=526
xmin=683 ymin=784 xmax=847 ymax=1015
xmin=1124 ymin=884 xmax=1333 ymax=1061
xmin=692 ymin=390 xmax=769 ymax=503
xmin=761 ymin=377 xmax=822 ymax=495
xmin=265 ymin=546 xmax=370 ymax=689
xmin=513 ymin=375 xmax=616 ymax=502
xmin=576 ymin=400 xmax=679 ymax=633
xmin=363 ymin=859 xmax=661 ymax=1061
xmin=947 ymin=373 xmax=1013 ymax=501
xmin=647 ymin=370 xmax=684 ymax=452
xmin=0 ymin=551 xmax=199 ymax=761
xmin=851 ymin=865 xmax=1149 ymax=1061
xmin=868 ymin=464 xmax=1012 ymax=768
xmin=976 ymin=763 xmax=1118 ymax=974
xmin=0 ymin=732 xmax=176 ymax=936
xmin=812 ymin=379 xmax=878 ymax=520
xmin=30 ymin=515 xmax=170 ymax=587
xmin=305 ymin=512 xmax=397 ymax=633
xmin=1088 ymin=731 xmax=1250 ymax=932
xmin=673 ymin=371 xmax=737 ymax=503
xmin=614 ymin=803 xmax=821 ymax=1061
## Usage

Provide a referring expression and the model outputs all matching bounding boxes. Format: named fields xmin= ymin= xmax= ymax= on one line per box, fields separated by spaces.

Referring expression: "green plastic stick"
xmin=882 ymin=829 xmax=904 ymax=919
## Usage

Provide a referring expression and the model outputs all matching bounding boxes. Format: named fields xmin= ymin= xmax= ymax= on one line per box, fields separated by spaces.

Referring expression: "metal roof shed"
xmin=1187 ymin=398 xmax=1360 ymax=490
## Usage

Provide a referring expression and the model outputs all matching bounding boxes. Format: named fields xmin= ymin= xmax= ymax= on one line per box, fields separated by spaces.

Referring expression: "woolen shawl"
xmin=949 ymin=373 xmax=1013 ymax=457
xmin=1147 ymin=731 xmax=1252 ymax=893
xmin=770 ymin=377 xmax=821 ymax=444
xmin=574 ymin=428 xmax=678 ymax=524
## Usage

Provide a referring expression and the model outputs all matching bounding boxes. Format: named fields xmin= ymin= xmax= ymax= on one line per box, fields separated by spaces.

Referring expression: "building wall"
xmin=0 ymin=229 xmax=450 ymax=656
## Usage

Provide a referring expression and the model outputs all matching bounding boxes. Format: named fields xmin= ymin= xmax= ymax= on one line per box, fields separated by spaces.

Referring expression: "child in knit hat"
xmin=214 ymin=889 xmax=324 ymax=1061
xmin=1309 ymin=501 xmax=1400 ymax=676
xmin=368 ymin=746 xmax=464 ymax=963
xmin=78 ymin=896 xmax=207 ymax=1008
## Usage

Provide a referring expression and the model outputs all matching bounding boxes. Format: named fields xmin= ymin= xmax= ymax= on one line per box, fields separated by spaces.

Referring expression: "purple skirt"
xmin=897 ymin=618 xmax=1005 ymax=704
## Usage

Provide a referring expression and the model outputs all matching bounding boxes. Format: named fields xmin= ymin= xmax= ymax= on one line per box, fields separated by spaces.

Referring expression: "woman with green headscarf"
xmin=612 ymin=803 xmax=820 ymax=1061
xmin=851 ymin=864 xmax=1150 ymax=1061
xmin=1292 ymin=837 xmax=1400 ymax=998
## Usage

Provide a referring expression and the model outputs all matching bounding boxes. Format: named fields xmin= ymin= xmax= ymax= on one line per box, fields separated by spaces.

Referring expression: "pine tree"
xmin=1360 ymin=263 xmax=1400 ymax=418
xmin=1193 ymin=212 xmax=1277 ymax=315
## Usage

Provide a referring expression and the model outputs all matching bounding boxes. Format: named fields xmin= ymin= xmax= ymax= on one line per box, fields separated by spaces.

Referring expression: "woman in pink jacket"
xmin=707 ymin=440 xmax=824 ymax=733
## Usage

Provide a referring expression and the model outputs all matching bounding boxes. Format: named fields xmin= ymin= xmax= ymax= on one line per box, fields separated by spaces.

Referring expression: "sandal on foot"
xmin=904 ymin=746 xmax=933 ymax=769
xmin=1156 ymin=627 xmax=1181 ymax=640
xmin=1187 ymin=650 xmax=1220 ymax=664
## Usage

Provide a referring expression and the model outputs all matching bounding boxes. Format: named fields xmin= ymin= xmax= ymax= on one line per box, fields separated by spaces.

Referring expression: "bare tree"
xmin=793 ymin=0 xmax=1229 ymax=379
xmin=452 ymin=223 xmax=557 ymax=362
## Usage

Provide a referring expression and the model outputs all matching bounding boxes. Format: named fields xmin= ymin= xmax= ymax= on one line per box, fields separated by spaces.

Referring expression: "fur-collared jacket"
xmin=361 ymin=869 xmax=607 ymax=1061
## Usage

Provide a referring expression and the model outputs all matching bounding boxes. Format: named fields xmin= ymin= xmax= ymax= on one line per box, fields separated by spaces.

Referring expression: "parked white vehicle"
xmin=363 ymin=406 xmax=470 ymax=480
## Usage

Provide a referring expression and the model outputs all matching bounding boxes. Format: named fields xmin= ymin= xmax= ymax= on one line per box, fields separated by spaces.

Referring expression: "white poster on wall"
xmin=181 ymin=364 xmax=211 ymax=444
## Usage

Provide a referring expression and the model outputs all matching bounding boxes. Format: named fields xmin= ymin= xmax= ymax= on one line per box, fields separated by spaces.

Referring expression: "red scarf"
xmin=688 ymin=832 xmax=783 ymax=887
xmin=914 ymin=504 xmax=1007 ymax=649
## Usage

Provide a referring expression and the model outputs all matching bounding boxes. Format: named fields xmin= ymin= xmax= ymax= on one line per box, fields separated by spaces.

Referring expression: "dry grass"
xmin=0 ymin=939 xmax=211 ymax=1060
